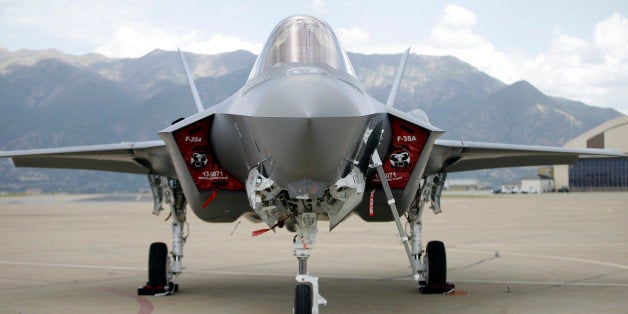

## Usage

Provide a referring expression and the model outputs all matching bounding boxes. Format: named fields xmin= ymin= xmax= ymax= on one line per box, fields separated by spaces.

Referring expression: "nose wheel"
xmin=294 ymin=284 xmax=313 ymax=314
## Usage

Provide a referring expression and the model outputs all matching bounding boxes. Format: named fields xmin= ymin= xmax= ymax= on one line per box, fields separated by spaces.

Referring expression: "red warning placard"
xmin=173 ymin=117 xmax=244 ymax=191
xmin=368 ymin=116 xmax=429 ymax=189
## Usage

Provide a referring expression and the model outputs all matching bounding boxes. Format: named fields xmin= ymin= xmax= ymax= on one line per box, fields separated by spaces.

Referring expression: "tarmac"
xmin=0 ymin=192 xmax=627 ymax=313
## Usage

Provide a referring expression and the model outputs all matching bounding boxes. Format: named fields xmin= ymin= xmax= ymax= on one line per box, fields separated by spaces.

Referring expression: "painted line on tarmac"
xmin=0 ymin=261 xmax=144 ymax=271
xmin=449 ymin=278 xmax=628 ymax=287
xmin=3 ymin=260 xmax=627 ymax=288
xmin=448 ymin=248 xmax=628 ymax=270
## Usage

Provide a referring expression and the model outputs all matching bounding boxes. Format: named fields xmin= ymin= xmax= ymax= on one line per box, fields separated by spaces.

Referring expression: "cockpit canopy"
xmin=248 ymin=15 xmax=356 ymax=80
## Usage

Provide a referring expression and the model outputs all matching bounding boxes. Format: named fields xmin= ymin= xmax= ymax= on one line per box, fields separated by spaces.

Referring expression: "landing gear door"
xmin=368 ymin=108 xmax=443 ymax=216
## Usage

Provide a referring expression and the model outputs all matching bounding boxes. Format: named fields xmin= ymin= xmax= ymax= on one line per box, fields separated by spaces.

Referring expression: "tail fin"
xmin=178 ymin=49 xmax=205 ymax=113
xmin=385 ymin=48 xmax=411 ymax=108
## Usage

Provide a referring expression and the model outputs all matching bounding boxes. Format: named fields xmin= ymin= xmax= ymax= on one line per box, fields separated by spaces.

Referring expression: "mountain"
xmin=91 ymin=49 xmax=256 ymax=99
xmin=0 ymin=48 xmax=623 ymax=192
xmin=0 ymin=48 xmax=112 ymax=74
xmin=432 ymin=80 xmax=620 ymax=145
xmin=350 ymin=54 xmax=619 ymax=146
xmin=0 ymin=58 xmax=140 ymax=147
xmin=350 ymin=53 xmax=505 ymax=112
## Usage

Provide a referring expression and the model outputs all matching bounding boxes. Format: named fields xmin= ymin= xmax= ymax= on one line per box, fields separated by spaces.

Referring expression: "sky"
xmin=1 ymin=0 xmax=628 ymax=113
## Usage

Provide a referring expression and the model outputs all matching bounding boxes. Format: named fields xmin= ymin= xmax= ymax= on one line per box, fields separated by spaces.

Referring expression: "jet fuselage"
xmin=159 ymin=15 xmax=436 ymax=227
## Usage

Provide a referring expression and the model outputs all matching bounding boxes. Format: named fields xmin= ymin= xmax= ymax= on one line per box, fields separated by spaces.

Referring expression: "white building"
xmin=554 ymin=115 xmax=628 ymax=191
xmin=521 ymin=177 xmax=554 ymax=193
xmin=445 ymin=178 xmax=481 ymax=190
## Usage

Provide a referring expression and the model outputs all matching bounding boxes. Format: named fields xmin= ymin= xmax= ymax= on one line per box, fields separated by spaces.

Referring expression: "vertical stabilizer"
xmin=386 ymin=48 xmax=411 ymax=108
xmin=178 ymin=49 xmax=205 ymax=113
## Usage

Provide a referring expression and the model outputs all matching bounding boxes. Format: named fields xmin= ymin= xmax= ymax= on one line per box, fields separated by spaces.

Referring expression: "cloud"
xmin=1 ymin=1 xmax=262 ymax=58
xmin=0 ymin=1 xmax=133 ymax=50
xmin=428 ymin=4 xmax=483 ymax=48
xmin=95 ymin=24 xmax=184 ymax=58
xmin=518 ymin=14 xmax=628 ymax=108
xmin=413 ymin=5 xmax=628 ymax=111
xmin=438 ymin=4 xmax=477 ymax=29
xmin=336 ymin=27 xmax=371 ymax=50
xmin=310 ymin=0 xmax=330 ymax=13
xmin=594 ymin=13 xmax=628 ymax=60
xmin=183 ymin=34 xmax=263 ymax=55
xmin=95 ymin=23 xmax=262 ymax=58
xmin=414 ymin=5 xmax=517 ymax=83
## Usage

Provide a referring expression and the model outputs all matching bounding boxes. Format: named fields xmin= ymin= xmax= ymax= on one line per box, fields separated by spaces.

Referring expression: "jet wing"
xmin=0 ymin=141 xmax=175 ymax=178
xmin=426 ymin=139 xmax=625 ymax=174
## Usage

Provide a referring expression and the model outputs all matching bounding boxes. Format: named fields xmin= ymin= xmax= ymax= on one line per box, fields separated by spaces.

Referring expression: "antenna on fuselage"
xmin=178 ymin=49 xmax=204 ymax=113
xmin=386 ymin=48 xmax=411 ymax=108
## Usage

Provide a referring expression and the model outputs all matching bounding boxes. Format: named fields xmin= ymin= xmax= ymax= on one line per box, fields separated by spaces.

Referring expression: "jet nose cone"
xmin=253 ymin=115 xmax=369 ymax=194
xmin=249 ymin=72 xmax=378 ymax=194
xmin=253 ymin=69 xmax=365 ymax=118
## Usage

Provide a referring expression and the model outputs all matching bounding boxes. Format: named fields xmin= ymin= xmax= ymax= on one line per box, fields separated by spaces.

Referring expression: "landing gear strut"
xmin=293 ymin=212 xmax=327 ymax=314
xmin=371 ymin=154 xmax=454 ymax=294
xmin=138 ymin=175 xmax=187 ymax=296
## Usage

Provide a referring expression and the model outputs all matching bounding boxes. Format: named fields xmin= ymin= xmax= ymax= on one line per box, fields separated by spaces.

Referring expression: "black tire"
xmin=424 ymin=240 xmax=447 ymax=289
xmin=285 ymin=221 xmax=296 ymax=233
xmin=294 ymin=284 xmax=312 ymax=314
xmin=148 ymin=242 xmax=168 ymax=286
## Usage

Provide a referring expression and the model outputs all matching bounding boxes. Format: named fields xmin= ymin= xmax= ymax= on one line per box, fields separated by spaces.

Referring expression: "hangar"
xmin=554 ymin=115 xmax=628 ymax=191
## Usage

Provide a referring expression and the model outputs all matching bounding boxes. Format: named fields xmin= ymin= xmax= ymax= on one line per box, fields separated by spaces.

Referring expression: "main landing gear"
xmin=371 ymin=154 xmax=454 ymax=294
xmin=138 ymin=175 xmax=187 ymax=296
xmin=136 ymin=170 xmax=451 ymax=309
xmin=420 ymin=240 xmax=449 ymax=293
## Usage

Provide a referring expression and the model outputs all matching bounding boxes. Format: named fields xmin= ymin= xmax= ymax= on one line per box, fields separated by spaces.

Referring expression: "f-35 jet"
xmin=1 ymin=15 xmax=623 ymax=313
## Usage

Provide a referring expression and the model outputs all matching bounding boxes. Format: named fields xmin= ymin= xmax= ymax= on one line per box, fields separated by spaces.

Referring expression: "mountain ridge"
xmin=0 ymin=48 xmax=623 ymax=192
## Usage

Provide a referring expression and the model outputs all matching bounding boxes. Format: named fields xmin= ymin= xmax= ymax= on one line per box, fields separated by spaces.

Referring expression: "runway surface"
xmin=0 ymin=192 xmax=627 ymax=313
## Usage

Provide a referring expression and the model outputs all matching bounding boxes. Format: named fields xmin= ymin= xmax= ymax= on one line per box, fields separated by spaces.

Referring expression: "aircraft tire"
xmin=294 ymin=284 xmax=312 ymax=314
xmin=148 ymin=242 xmax=168 ymax=286
xmin=421 ymin=240 xmax=447 ymax=293
xmin=285 ymin=220 xmax=296 ymax=233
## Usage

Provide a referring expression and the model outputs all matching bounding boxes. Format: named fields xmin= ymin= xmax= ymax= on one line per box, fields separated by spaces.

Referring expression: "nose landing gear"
xmin=138 ymin=175 xmax=187 ymax=296
xmin=293 ymin=212 xmax=327 ymax=314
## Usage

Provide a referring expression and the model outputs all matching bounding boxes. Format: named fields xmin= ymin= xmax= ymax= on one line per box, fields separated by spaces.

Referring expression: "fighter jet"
xmin=1 ymin=15 xmax=624 ymax=313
